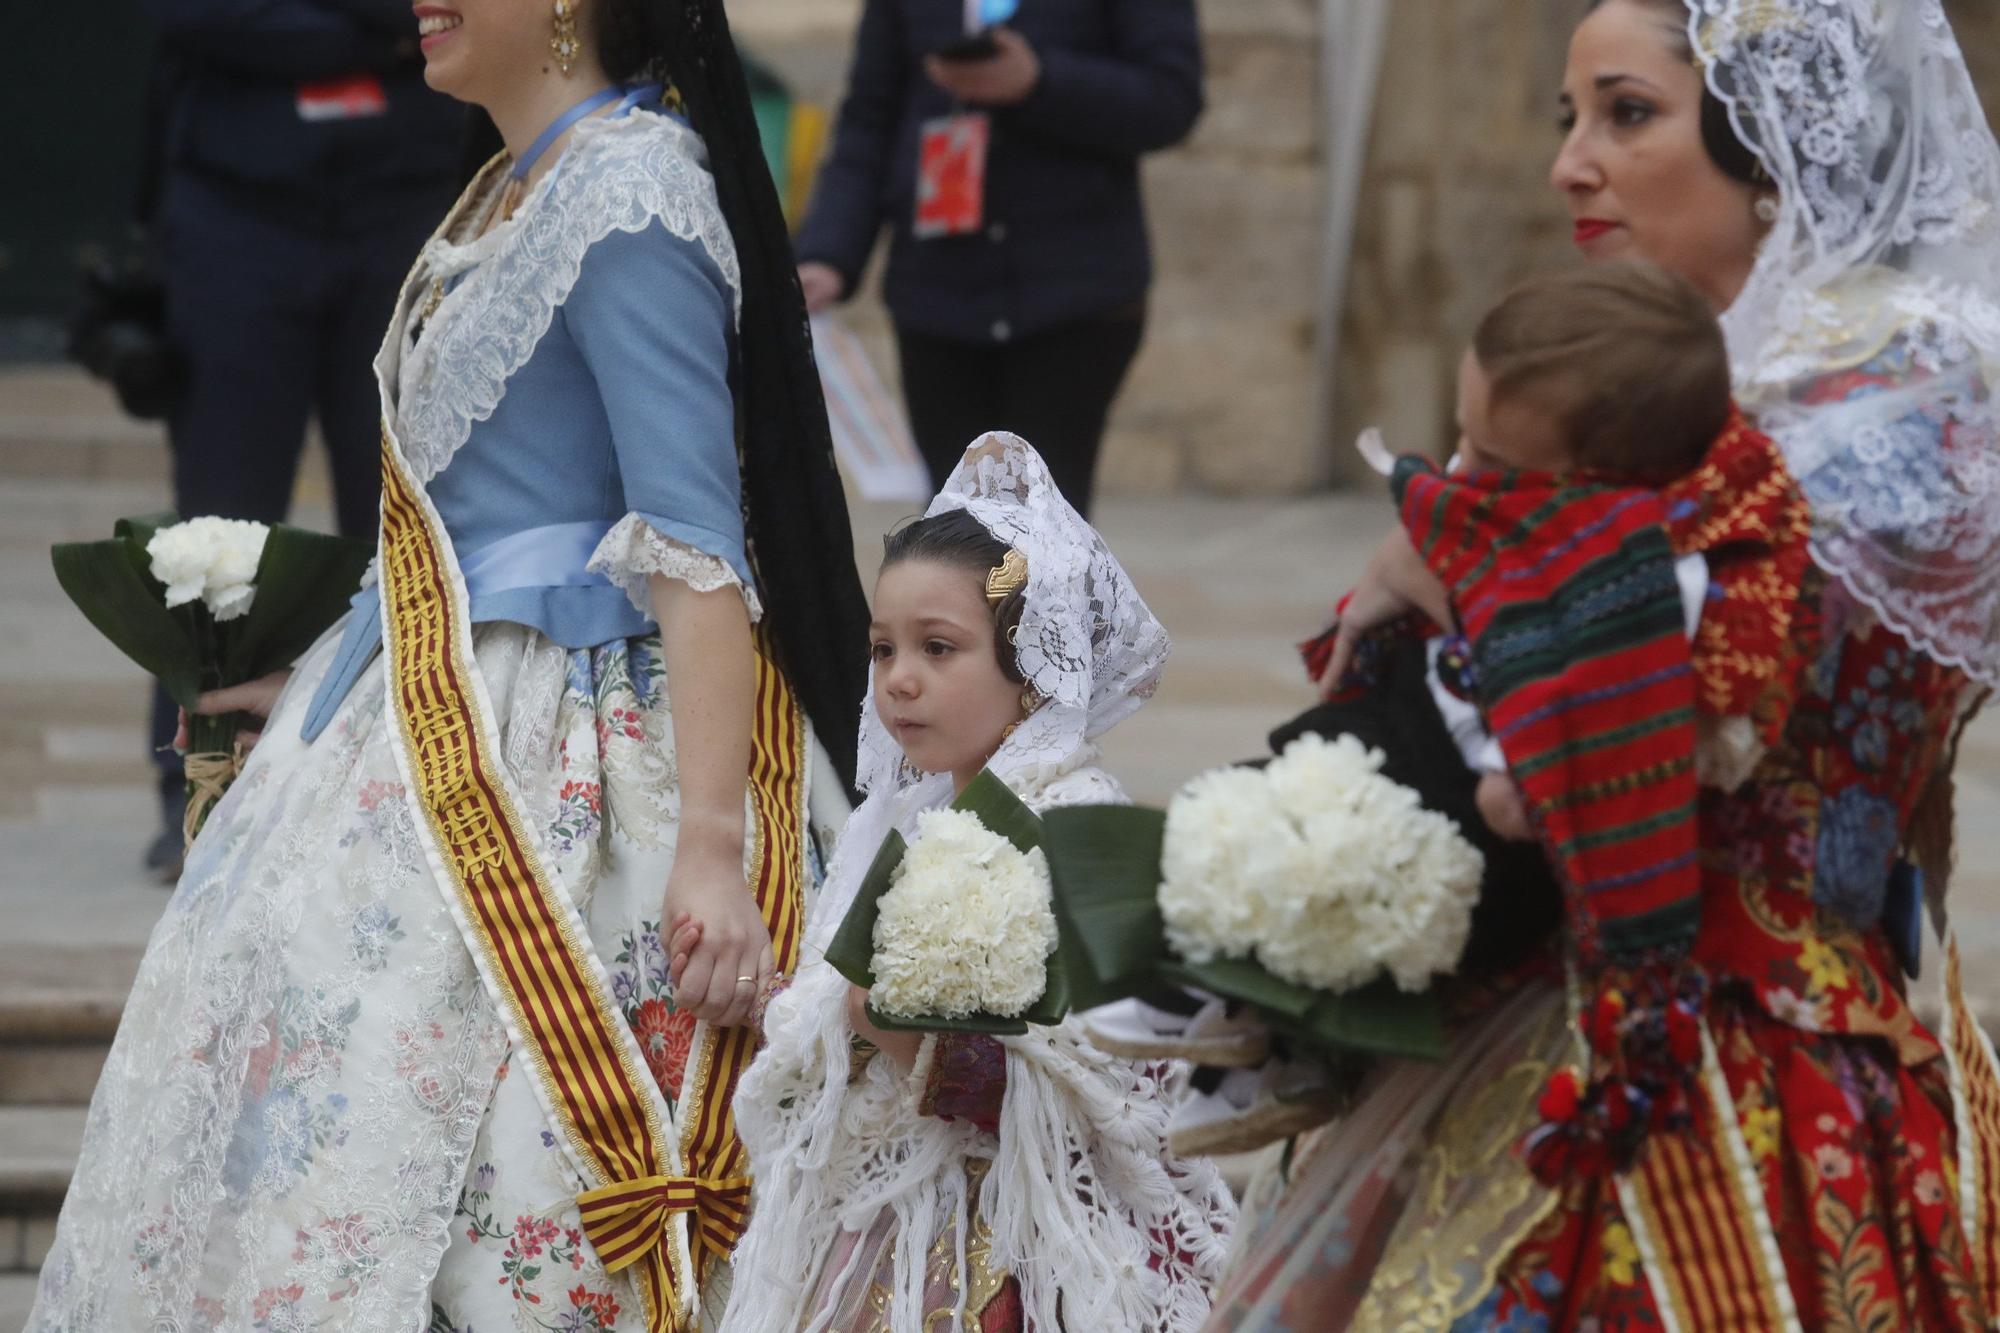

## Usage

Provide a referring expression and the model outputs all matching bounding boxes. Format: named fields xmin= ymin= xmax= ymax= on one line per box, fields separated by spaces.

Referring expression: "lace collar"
xmin=375 ymin=108 xmax=741 ymax=484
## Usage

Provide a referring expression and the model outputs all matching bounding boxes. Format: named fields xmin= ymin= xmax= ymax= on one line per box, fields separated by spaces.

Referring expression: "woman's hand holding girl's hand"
xmin=172 ymin=669 xmax=294 ymax=753
xmin=846 ymin=983 xmax=925 ymax=1071
xmin=662 ymin=848 xmax=775 ymax=1028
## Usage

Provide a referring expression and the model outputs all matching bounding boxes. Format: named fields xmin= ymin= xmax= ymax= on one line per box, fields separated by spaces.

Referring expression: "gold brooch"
xmin=985 ymin=548 xmax=1028 ymax=606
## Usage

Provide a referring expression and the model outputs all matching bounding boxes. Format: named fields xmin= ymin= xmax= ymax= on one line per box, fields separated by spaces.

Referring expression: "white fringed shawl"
xmin=722 ymin=759 xmax=1237 ymax=1333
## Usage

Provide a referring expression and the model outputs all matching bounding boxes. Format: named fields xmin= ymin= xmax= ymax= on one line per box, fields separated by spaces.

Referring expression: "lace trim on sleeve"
xmin=587 ymin=512 xmax=763 ymax=623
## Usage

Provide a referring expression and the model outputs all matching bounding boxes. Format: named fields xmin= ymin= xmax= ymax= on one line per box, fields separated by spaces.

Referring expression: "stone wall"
xmin=739 ymin=1 xmax=2000 ymax=496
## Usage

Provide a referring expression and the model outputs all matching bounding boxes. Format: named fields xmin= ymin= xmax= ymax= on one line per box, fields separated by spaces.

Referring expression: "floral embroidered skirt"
xmin=30 ymin=622 xmax=787 ymax=1332
xmin=1207 ymin=984 xmax=1995 ymax=1333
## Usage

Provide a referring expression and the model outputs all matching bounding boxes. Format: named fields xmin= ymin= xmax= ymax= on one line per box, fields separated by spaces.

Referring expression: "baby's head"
xmin=870 ymin=509 xmax=1033 ymax=788
xmin=1458 ymin=260 xmax=1732 ymax=483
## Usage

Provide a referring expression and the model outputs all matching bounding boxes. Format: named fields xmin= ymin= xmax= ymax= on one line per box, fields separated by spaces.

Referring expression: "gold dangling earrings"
xmin=551 ymin=0 xmax=580 ymax=75
xmin=1000 ymin=685 xmax=1042 ymax=745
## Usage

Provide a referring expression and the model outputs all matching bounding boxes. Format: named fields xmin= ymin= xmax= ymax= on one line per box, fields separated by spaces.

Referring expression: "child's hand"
xmin=1325 ymin=528 xmax=1453 ymax=687
xmin=846 ymin=983 xmax=925 ymax=1071
xmin=1476 ymin=771 xmax=1536 ymax=843
xmin=667 ymin=913 xmax=702 ymax=986
xmin=662 ymin=852 xmax=775 ymax=1028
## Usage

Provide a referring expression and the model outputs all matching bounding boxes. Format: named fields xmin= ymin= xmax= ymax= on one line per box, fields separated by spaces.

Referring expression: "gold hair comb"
xmin=1695 ymin=0 xmax=1805 ymax=67
xmin=985 ymin=548 xmax=1028 ymax=606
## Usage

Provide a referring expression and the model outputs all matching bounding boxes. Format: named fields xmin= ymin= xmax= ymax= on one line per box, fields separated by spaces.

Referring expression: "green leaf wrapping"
xmin=221 ymin=526 xmax=375 ymax=682
xmin=1042 ymin=805 xmax=1168 ymax=996
xmin=1043 ymin=802 xmax=1451 ymax=1063
xmin=51 ymin=517 xmax=373 ymax=709
xmin=50 ymin=527 xmax=203 ymax=709
xmin=823 ymin=829 xmax=908 ymax=993
xmin=824 ymin=770 xmax=1077 ymax=1035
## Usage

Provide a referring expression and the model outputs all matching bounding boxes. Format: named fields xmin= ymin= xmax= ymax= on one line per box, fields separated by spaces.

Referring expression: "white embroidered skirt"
xmin=30 ymin=620 xmax=805 ymax=1332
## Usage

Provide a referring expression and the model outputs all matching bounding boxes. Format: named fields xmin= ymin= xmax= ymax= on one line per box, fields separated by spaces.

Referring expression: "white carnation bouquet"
xmin=870 ymin=808 xmax=1059 ymax=1022
xmin=1041 ymin=734 xmax=1485 ymax=1061
xmin=1159 ymin=734 xmax=1483 ymax=995
xmin=52 ymin=512 xmax=373 ymax=841
xmin=826 ymin=771 xmax=1081 ymax=1033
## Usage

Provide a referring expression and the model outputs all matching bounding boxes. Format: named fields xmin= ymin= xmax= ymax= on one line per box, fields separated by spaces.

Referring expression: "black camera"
xmin=67 ymin=249 xmax=186 ymax=421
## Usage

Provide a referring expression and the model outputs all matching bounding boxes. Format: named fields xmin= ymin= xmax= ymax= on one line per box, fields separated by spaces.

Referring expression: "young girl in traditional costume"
xmin=719 ymin=433 xmax=1237 ymax=1333
xmin=31 ymin=1 xmax=870 ymax=1329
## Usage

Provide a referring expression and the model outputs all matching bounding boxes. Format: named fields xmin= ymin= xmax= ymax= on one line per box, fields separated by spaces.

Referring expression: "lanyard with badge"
xmin=915 ymin=0 xmax=1020 ymax=238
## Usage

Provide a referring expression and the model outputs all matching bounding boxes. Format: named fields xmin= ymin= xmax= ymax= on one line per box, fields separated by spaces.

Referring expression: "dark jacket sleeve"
xmin=140 ymin=0 xmax=403 ymax=79
xmin=1005 ymin=0 xmax=1204 ymax=158
xmin=792 ymin=0 xmax=909 ymax=295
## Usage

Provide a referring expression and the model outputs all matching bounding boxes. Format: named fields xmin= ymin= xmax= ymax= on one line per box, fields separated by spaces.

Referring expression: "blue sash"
xmin=300 ymin=520 xmax=654 ymax=741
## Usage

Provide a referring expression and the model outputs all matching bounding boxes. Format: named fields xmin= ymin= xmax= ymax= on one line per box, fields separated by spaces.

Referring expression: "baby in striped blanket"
xmin=1421 ymin=258 xmax=1734 ymax=842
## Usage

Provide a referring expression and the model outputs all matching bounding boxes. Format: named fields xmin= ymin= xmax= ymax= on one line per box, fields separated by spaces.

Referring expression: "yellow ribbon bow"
xmin=576 ymin=1172 xmax=752 ymax=1276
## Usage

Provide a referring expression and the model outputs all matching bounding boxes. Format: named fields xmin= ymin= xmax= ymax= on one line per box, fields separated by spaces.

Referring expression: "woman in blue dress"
xmin=30 ymin=1 xmax=869 ymax=1329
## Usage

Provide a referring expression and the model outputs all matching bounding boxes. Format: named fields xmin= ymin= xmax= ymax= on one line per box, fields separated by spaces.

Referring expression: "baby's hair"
xmin=1474 ymin=259 xmax=1732 ymax=482
xmin=880 ymin=509 xmax=1028 ymax=684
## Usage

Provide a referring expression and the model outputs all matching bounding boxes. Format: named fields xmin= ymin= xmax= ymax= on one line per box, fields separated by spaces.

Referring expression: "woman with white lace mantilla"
xmin=30 ymin=2 xmax=869 ymax=1330
xmin=1209 ymin=1 xmax=2000 ymax=1329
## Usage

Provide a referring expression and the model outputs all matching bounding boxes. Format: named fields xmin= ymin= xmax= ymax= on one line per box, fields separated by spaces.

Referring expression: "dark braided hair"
xmin=590 ymin=0 xmax=871 ymax=787
xmin=1585 ymin=0 xmax=1770 ymax=187
xmin=880 ymin=510 xmax=1028 ymax=684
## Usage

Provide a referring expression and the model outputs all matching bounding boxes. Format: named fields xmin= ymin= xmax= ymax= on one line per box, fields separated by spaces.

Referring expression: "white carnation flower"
xmin=870 ymin=807 xmax=1058 ymax=1021
xmin=147 ymin=517 xmax=271 ymax=621
xmin=146 ymin=524 xmax=212 ymax=609
xmin=1157 ymin=734 xmax=1486 ymax=995
xmin=1157 ymin=766 xmax=1307 ymax=963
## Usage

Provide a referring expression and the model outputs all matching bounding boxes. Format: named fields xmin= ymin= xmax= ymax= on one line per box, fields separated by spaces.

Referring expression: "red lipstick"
xmin=1573 ymin=218 xmax=1621 ymax=246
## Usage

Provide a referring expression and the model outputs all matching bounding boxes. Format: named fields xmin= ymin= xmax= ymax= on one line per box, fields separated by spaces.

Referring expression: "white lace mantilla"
xmin=1690 ymin=0 xmax=2000 ymax=685
xmin=587 ymin=512 xmax=764 ymax=623
xmin=381 ymin=108 xmax=741 ymax=484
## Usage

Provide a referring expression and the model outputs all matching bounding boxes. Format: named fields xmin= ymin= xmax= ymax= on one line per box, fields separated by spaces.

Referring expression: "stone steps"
xmin=0 ymin=990 xmax=123 ymax=1111
xmin=0 ymin=367 xmax=166 ymax=488
xmin=1 ymin=1272 xmax=42 ymax=1327
xmin=0 ymin=1106 xmax=84 ymax=1276
xmin=0 ymin=960 xmax=132 ymax=1278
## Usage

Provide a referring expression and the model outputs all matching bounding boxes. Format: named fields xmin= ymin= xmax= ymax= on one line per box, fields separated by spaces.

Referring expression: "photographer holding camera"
xmin=115 ymin=1 xmax=463 ymax=878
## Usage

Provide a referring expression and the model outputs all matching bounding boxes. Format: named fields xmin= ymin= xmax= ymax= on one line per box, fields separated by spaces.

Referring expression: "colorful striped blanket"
xmin=1393 ymin=457 xmax=1701 ymax=971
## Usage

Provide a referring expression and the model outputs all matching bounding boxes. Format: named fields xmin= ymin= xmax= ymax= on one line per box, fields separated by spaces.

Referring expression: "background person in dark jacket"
xmin=139 ymin=0 xmax=464 ymax=875
xmin=794 ymin=0 xmax=1202 ymax=515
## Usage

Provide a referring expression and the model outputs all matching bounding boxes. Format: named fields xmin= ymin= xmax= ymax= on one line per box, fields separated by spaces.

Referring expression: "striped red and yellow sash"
xmin=376 ymin=432 xmax=807 ymax=1331
xmin=1617 ymin=1026 xmax=1795 ymax=1332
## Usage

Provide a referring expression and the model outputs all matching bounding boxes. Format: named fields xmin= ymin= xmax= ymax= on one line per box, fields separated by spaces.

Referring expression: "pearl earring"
xmin=1754 ymin=193 xmax=1780 ymax=224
